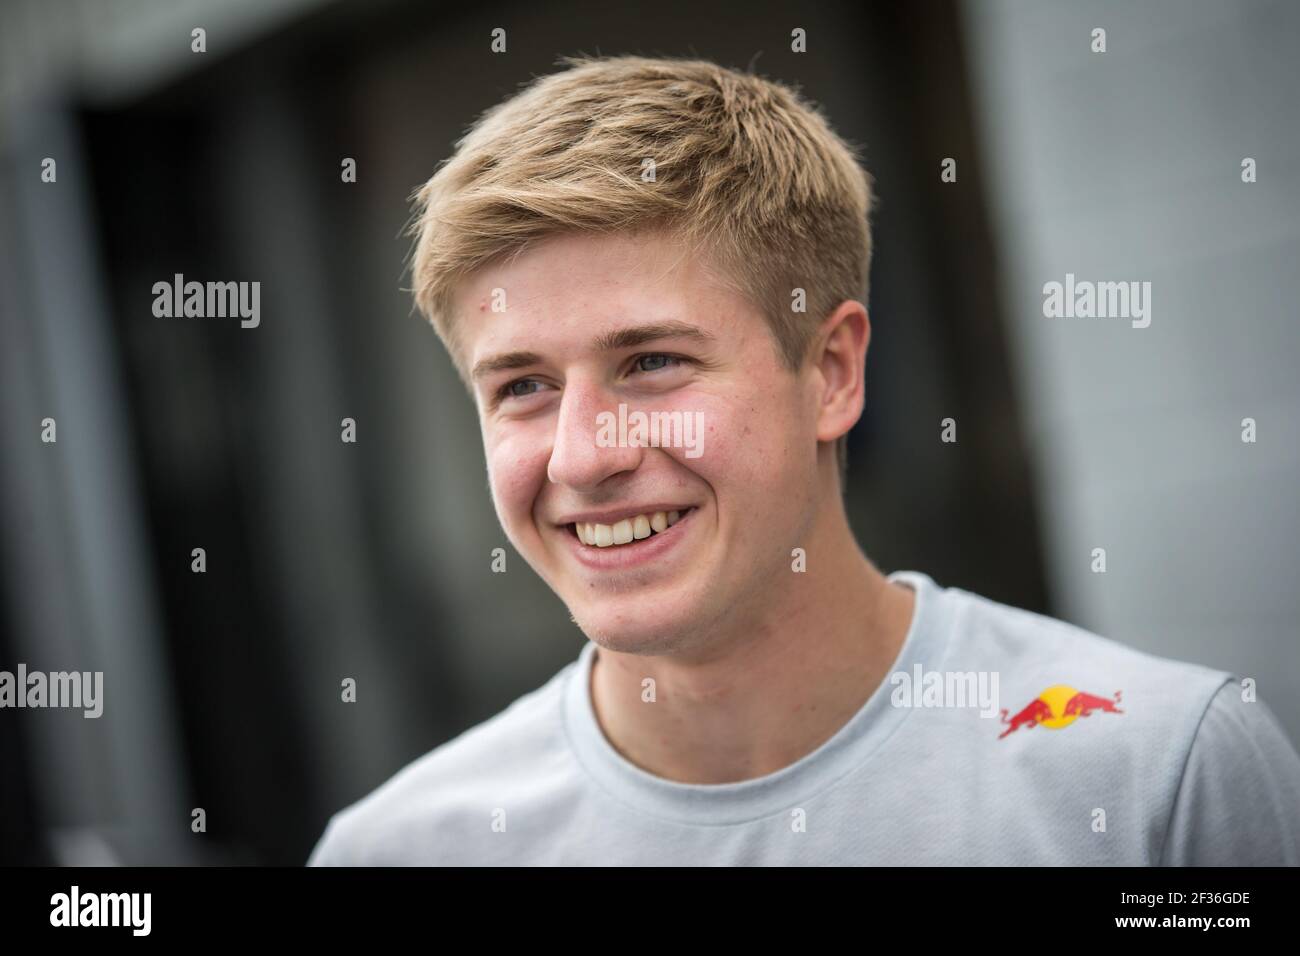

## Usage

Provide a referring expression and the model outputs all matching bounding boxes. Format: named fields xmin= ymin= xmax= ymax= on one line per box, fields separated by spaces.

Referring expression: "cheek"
xmin=484 ymin=427 xmax=550 ymax=528
xmin=681 ymin=380 xmax=807 ymax=486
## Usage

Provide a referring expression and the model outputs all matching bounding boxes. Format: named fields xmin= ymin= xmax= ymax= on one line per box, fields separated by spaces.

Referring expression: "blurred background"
xmin=1 ymin=0 xmax=1296 ymax=865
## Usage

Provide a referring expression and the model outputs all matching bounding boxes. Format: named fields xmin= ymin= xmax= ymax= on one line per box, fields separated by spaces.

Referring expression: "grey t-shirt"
xmin=307 ymin=570 xmax=1300 ymax=865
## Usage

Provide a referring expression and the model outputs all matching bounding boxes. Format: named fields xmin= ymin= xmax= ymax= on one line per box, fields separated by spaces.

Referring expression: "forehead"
xmin=453 ymin=231 xmax=749 ymax=363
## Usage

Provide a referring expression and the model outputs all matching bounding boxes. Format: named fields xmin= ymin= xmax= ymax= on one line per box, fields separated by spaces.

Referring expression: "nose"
xmin=546 ymin=378 xmax=643 ymax=491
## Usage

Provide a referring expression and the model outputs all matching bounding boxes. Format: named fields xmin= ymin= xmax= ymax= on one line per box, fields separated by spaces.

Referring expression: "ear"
xmin=812 ymin=300 xmax=870 ymax=445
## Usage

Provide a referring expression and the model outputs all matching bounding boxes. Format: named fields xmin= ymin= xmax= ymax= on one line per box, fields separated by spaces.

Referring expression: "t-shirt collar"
xmin=561 ymin=570 xmax=952 ymax=826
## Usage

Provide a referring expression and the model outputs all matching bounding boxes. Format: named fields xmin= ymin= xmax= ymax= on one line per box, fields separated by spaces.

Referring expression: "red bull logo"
xmin=998 ymin=684 xmax=1123 ymax=739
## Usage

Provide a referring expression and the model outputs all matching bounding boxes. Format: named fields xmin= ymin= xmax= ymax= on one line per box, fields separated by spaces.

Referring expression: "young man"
xmin=308 ymin=55 xmax=1300 ymax=865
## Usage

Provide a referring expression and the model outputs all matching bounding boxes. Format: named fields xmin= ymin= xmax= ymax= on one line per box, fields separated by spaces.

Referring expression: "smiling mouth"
xmin=570 ymin=508 xmax=695 ymax=548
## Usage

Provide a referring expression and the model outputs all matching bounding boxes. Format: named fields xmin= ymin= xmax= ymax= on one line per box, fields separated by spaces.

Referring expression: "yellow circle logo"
xmin=1035 ymin=685 xmax=1080 ymax=729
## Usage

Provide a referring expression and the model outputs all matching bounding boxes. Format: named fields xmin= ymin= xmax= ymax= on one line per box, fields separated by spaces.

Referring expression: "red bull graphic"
xmin=998 ymin=684 xmax=1123 ymax=739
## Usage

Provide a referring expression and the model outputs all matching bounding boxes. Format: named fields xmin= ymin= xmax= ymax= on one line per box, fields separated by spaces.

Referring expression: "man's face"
xmin=455 ymin=231 xmax=824 ymax=654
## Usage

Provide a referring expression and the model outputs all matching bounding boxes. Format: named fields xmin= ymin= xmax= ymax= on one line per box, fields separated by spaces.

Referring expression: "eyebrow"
xmin=470 ymin=321 xmax=716 ymax=381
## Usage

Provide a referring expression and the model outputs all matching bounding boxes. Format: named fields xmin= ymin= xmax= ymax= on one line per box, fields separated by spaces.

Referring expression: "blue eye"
xmin=634 ymin=354 xmax=679 ymax=373
xmin=497 ymin=378 xmax=543 ymax=402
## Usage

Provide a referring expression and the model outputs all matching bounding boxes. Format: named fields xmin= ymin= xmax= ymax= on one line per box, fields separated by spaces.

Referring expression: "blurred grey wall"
xmin=0 ymin=0 xmax=326 ymax=111
xmin=0 ymin=0 xmax=341 ymax=864
xmin=960 ymin=0 xmax=1300 ymax=743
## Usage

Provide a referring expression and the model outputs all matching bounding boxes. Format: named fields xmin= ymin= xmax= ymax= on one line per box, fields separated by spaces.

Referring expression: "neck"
xmin=588 ymin=491 xmax=916 ymax=784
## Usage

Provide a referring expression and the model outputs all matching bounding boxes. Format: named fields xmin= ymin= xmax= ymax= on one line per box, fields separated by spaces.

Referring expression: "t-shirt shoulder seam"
xmin=1155 ymin=673 xmax=1235 ymax=866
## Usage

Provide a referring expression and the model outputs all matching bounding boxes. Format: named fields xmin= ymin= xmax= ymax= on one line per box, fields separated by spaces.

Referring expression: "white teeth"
xmin=577 ymin=509 xmax=690 ymax=547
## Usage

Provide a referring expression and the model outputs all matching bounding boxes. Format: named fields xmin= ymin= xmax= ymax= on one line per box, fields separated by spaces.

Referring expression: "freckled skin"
xmin=453 ymin=231 xmax=847 ymax=659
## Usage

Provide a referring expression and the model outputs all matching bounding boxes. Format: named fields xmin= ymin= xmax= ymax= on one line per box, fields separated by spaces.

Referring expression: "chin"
xmin=571 ymin=601 xmax=703 ymax=656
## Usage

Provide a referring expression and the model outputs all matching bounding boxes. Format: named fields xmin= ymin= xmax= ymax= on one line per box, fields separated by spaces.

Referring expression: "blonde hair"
xmin=408 ymin=54 xmax=875 ymax=472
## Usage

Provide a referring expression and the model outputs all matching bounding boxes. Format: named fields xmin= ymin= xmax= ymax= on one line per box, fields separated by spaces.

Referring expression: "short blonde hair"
xmin=408 ymin=54 xmax=875 ymax=472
